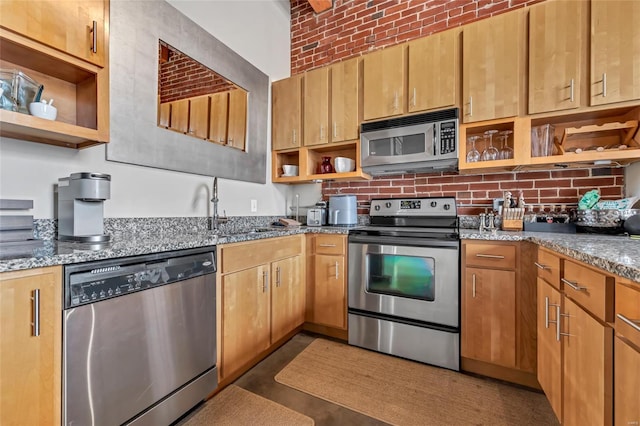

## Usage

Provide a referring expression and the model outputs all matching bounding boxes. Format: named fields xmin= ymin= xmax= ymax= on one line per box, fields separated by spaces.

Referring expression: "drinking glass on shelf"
xmin=498 ymin=130 xmax=514 ymax=160
xmin=466 ymin=135 xmax=481 ymax=163
xmin=481 ymin=129 xmax=499 ymax=161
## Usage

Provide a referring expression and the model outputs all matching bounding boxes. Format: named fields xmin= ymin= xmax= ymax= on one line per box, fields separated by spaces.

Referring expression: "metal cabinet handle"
xmin=262 ymin=271 xmax=269 ymax=292
xmin=333 ymin=122 xmax=337 ymax=138
xmin=320 ymin=125 xmax=324 ymax=141
xmin=467 ymin=96 xmax=473 ymax=116
xmin=561 ymin=278 xmax=587 ymax=292
xmin=544 ymin=296 xmax=550 ymax=328
xmin=411 ymin=88 xmax=416 ymax=107
xmin=335 ymin=261 xmax=339 ymax=280
xmin=219 ymin=138 xmax=225 ymax=144
xmin=617 ymin=314 xmax=640 ymax=333
xmin=276 ymin=266 xmax=281 ymax=287
xmin=602 ymin=73 xmax=607 ymax=97
xmin=319 ymin=244 xmax=336 ymax=248
xmin=569 ymin=78 xmax=575 ymax=102
xmin=558 ymin=310 xmax=573 ymax=340
xmin=535 ymin=262 xmax=550 ymax=270
xmin=32 ymin=289 xmax=40 ymax=337
xmin=393 ymin=91 xmax=399 ymax=111
xmin=227 ymin=138 xmax=233 ymax=146
xmin=472 ymin=273 xmax=476 ymax=298
xmin=292 ymin=129 xmax=296 ymax=144
xmin=476 ymin=253 xmax=505 ymax=259
xmin=90 ymin=20 xmax=97 ymax=53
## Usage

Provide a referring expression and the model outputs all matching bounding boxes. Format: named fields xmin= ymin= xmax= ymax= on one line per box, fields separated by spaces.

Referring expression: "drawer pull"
xmin=262 ymin=271 xmax=269 ymax=292
xmin=472 ymin=273 xmax=476 ymax=298
xmin=275 ymin=266 xmax=281 ymax=287
xmin=534 ymin=262 xmax=550 ymax=270
xmin=32 ymin=289 xmax=40 ymax=337
xmin=335 ymin=261 xmax=339 ymax=280
xmin=476 ymin=253 xmax=505 ymax=259
xmin=561 ymin=278 xmax=587 ymax=292
xmin=617 ymin=314 xmax=640 ymax=333
xmin=544 ymin=297 xmax=549 ymax=328
xmin=319 ymin=244 xmax=336 ymax=248
xmin=90 ymin=20 xmax=97 ymax=54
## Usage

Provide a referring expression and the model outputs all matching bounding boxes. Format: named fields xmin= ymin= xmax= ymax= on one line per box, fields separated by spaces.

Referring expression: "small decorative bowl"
xmin=29 ymin=101 xmax=57 ymax=120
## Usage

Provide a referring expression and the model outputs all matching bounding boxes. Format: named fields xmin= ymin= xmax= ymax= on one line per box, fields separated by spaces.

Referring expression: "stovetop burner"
xmin=364 ymin=197 xmax=459 ymax=234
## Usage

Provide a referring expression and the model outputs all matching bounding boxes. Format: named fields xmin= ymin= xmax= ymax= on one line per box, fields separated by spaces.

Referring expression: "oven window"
xmin=366 ymin=253 xmax=435 ymax=301
xmin=369 ymin=134 xmax=426 ymax=157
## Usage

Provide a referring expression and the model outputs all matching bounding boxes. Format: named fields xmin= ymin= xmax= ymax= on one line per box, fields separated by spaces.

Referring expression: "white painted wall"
xmin=627 ymin=162 xmax=640 ymax=198
xmin=0 ymin=0 xmax=298 ymax=219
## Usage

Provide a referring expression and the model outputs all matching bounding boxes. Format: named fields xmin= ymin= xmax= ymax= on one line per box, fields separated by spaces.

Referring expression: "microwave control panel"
xmin=438 ymin=120 xmax=457 ymax=155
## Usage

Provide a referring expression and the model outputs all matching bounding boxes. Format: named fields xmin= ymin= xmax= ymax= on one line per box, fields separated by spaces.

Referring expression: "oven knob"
xmin=385 ymin=202 xmax=392 ymax=208
xmin=374 ymin=205 xmax=381 ymax=211
xmin=444 ymin=204 xmax=451 ymax=210
xmin=430 ymin=201 xmax=437 ymax=208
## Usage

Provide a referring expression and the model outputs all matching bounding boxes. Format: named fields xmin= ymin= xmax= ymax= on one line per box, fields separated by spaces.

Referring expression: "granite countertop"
xmin=461 ymin=229 xmax=640 ymax=283
xmin=0 ymin=226 xmax=350 ymax=273
xmin=1 ymin=226 xmax=638 ymax=284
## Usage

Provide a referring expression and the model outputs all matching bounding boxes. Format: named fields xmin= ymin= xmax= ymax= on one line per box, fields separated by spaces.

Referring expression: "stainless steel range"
xmin=348 ymin=197 xmax=460 ymax=370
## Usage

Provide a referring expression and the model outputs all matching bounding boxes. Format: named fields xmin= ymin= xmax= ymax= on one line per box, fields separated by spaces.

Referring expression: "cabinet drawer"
xmin=563 ymin=260 xmax=614 ymax=322
xmin=220 ymin=235 xmax=303 ymax=273
xmin=463 ymin=242 xmax=516 ymax=270
xmin=535 ymin=248 xmax=561 ymax=290
xmin=313 ymin=234 xmax=346 ymax=255
xmin=616 ymin=279 xmax=640 ymax=349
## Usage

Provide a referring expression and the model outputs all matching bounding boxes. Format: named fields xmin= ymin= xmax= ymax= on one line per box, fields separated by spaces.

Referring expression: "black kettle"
xmin=624 ymin=214 xmax=640 ymax=236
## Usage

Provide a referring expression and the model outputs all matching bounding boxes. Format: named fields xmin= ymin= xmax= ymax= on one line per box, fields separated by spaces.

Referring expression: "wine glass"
xmin=466 ymin=135 xmax=481 ymax=163
xmin=481 ymin=129 xmax=499 ymax=161
xmin=498 ymin=130 xmax=514 ymax=160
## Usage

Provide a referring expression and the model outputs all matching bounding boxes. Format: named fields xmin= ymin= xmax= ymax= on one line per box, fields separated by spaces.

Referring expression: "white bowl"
xmin=29 ymin=102 xmax=57 ymax=120
xmin=282 ymin=164 xmax=298 ymax=176
xmin=334 ymin=157 xmax=355 ymax=173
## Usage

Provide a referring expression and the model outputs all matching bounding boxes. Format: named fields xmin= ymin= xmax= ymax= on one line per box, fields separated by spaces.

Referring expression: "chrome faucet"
xmin=210 ymin=177 xmax=227 ymax=231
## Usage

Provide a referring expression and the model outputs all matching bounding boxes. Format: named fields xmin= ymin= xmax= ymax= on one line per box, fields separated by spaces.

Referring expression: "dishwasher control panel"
xmin=64 ymin=248 xmax=216 ymax=308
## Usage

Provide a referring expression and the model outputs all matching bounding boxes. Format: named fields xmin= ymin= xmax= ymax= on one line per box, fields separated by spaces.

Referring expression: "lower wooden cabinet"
xmin=537 ymin=278 xmax=563 ymax=421
xmin=217 ymin=235 xmax=304 ymax=382
xmin=305 ymin=234 xmax=348 ymax=335
xmin=614 ymin=336 xmax=640 ymax=426
xmin=0 ymin=266 xmax=62 ymax=426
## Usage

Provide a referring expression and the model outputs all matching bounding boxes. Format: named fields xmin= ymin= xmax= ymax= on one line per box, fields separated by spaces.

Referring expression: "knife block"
xmin=502 ymin=208 xmax=524 ymax=231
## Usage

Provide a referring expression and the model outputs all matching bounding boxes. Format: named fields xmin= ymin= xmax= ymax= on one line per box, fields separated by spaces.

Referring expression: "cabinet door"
xmin=169 ymin=99 xmax=189 ymax=134
xmin=159 ymin=102 xmax=171 ymax=128
xmin=272 ymin=75 xmax=303 ymax=150
xmin=537 ymin=278 xmax=563 ymax=423
xmin=0 ymin=0 xmax=106 ymax=67
xmin=271 ymin=255 xmax=304 ymax=343
xmin=331 ymin=57 xmax=360 ymax=143
xmin=313 ymin=254 xmax=346 ymax=329
xmin=0 ymin=267 xmax=61 ymax=426
xmin=363 ymin=44 xmax=406 ymax=121
xmin=590 ymin=0 xmax=640 ymax=106
xmin=221 ymin=265 xmax=270 ymax=378
xmin=188 ymin=96 xmax=209 ymax=139
xmin=227 ymin=89 xmax=247 ymax=150
xmin=408 ymin=28 xmax=459 ymax=113
xmin=462 ymin=9 xmax=523 ymax=123
xmin=528 ymin=0 xmax=584 ymax=114
xmin=462 ymin=267 xmax=516 ymax=368
xmin=563 ymin=297 xmax=613 ymax=426
xmin=209 ymin=92 xmax=229 ymax=145
xmin=614 ymin=337 xmax=640 ymax=426
xmin=304 ymin=67 xmax=330 ymax=146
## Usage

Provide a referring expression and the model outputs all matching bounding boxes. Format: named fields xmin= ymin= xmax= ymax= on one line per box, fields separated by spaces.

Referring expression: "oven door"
xmin=348 ymin=234 xmax=459 ymax=328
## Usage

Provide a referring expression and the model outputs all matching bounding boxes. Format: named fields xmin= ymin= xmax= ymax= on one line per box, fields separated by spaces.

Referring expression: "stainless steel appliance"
xmin=328 ymin=195 xmax=357 ymax=226
xmin=57 ymin=172 xmax=111 ymax=242
xmin=307 ymin=208 xmax=327 ymax=226
xmin=63 ymin=247 xmax=217 ymax=426
xmin=348 ymin=197 xmax=460 ymax=370
xmin=360 ymin=108 xmax=459 ymax=175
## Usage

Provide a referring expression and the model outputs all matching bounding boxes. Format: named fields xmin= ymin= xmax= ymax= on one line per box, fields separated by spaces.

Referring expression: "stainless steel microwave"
xmin=360 ymin=108 xmax=459 ymax=175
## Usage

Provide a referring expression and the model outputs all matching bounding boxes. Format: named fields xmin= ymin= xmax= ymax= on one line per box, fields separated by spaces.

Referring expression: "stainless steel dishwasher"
xmin=63 ymin=246 xmax=217 ymax=426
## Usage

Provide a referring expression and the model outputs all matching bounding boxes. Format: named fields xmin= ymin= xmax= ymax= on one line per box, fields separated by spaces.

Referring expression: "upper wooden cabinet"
xmin=272 ymin=75 xmax=303 ymax=150
xmin=0 ymin=0 xmax=106 ymax=67
xmin=462 ymin=9 xmax=525 ymax=123
xmin=363 ymin=44 xmax=406 ymax=121
xmin=1 ymin=266 xmax=62 ymax=426
xmin=209 ymin=92 xmax=229 ymax=145
xmin=590 ymin=0 xmax=640 ymax=106
xmin=330 ymin=57 xmax=361 ymax=143
xmin=188 ymin=96 xmax=209 ymax=139
xmin=169 ymin=98 xmax=189 ymax=134
xmin=407 ymin=27 xmax=460 ymax=113
xmin=528 ymin=0 xmax=585 ymax=114
xmin=304 ymin=66 xmax=330 ymax=146
xmin=227 ymin=89 xmax=247 ymax=150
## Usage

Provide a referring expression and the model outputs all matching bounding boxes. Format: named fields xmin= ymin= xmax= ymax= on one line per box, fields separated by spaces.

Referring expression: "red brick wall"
xmin=322 ymin=168 xmax=625 ymax=215
xmin=159 ymin=44 xmax=235 ymax=103
xmin=291 ymin=0 xmax=545 ymax=74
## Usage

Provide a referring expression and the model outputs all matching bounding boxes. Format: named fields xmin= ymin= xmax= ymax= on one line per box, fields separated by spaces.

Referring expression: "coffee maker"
xmin=57 ymin=173 xmax=111 ymax=242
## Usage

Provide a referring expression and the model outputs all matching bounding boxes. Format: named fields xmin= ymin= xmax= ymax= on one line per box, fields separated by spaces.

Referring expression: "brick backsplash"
xmin=321 ymin=168 xmax=625 ymax=215
xmin=291 ymin=0 xmax=545 ymax=74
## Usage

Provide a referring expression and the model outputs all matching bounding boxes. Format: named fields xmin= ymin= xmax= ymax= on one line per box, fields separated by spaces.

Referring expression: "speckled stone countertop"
xmin=461 ymin=230 xmax=640 ymax=283
xmin=0 ymin=226 xmax=351 ymax=273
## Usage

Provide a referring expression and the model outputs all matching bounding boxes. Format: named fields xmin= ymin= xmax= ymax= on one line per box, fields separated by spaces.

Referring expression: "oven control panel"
xmin=370 ymin=197 xmax=457 ymax=217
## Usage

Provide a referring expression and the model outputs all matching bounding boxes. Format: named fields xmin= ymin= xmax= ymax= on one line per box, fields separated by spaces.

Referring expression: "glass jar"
xmin=320 ymin=156 xmax=334 ymax=174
